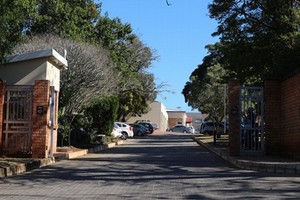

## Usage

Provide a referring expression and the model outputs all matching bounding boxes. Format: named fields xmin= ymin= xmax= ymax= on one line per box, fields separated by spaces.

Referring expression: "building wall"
xmin=167 ymin=111 xmax=187 ymax=128
xmin=0 ymin=59 xmax=47 ymax=85
xmin=265 ymin=73 xmax=300 ymax=157
xmin=127 ymin=101 xmax=168 ymax=131
xmin=0 ymin=59 xmax=61 ymax=91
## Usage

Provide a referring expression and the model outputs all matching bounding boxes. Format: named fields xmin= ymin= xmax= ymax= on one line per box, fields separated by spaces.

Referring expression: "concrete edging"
xmin=192 ymin=136 xmax=300 ymax=175
xmin=0 ymin=158 xmax=55 ymax=178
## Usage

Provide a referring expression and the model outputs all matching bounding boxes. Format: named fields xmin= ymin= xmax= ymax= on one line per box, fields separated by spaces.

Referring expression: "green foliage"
xmin=183 ymin=62 xmax=226 ymax=124
xmin=94 ymin=14 xmax=157 ymax=120
xmin=0 ymin=0 xmax=38 ymax=62
xmin=85 ymin=96 xmax=119 ymax=135
xmin=3 ymin=0 xmax=157 ymax=129
xmin=29 ymin=0 xmax=100 ymax=42
xmin=57 ymin=113 xmax=72 ymax=146
xmin=209 ymin=0 xmax=300 ymax=83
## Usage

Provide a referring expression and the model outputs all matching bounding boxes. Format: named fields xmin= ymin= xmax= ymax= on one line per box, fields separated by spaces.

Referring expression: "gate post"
xmin=0 ymin=80 xmax=5 ymax=151
xmin=32 ymin=80 xmax=50 ymax=158
xmin=264 ymin=80 xmax=281 ymax=155
xmin=228 ymin=80 xmax=241 ymax=156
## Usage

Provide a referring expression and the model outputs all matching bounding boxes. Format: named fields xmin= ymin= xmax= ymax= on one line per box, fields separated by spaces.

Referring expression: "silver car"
xmin=169 ymin=125 xmax=191 ymax=133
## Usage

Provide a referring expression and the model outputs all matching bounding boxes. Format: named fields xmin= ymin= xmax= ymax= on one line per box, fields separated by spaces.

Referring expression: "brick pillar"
xmin=264 ymin=80 xmax=281 ymax=155
xmin=228 ymin=80 xmax=241 ymax=156
xmin=32 ymin=80 xmax=50 ymax=158
xmin=0 ymin=81 xmax=5 ymax=151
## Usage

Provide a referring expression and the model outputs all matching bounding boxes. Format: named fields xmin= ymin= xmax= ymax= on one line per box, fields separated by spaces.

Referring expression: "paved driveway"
xmin=1 ymin=132 xmax=300 ymax=199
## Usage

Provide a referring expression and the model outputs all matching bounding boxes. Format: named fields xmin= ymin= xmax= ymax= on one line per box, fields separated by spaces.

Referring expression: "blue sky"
xmin=99 ymin=0 xmax=218 ymax=112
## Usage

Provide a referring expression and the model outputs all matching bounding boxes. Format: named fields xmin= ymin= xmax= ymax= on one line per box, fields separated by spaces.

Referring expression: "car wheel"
xmin=137 ymin=131 xmax=142 ymax=136
xmin=183 ymin=131 xmax=187 ymax=133
xmin=122 ymin=132 xmax=128 ymax=140
xmin=169 ymin=129 xmax=173 ymax=132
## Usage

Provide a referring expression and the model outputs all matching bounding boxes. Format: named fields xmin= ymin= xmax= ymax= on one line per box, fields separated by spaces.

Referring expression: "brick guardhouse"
xmin=0 ymin=49 xmax=67 ymax=158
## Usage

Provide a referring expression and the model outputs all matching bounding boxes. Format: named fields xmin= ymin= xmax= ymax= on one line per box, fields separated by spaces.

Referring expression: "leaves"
xmin=0 ymin=0 xmax=38 ymax=62
xmin=183 ymin=60 xmax=227 ymax=123
xmin=13 ymin=34 xmax=119 ymax=116
xmin=209 ymin=0 xmax=300 ymax=83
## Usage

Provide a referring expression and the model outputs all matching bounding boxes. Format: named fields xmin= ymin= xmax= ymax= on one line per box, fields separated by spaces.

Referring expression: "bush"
xmin=85 ymin=96 xmax=119 ymax=135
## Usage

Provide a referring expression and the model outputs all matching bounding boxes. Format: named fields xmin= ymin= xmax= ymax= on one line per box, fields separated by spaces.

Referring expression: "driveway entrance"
xmin=1 ymin=132 xmax=300 ymax=199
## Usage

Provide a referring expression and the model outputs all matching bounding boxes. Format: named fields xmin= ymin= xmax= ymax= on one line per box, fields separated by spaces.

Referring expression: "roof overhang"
xmin=6 ymin=49 xmax=68 ymax=69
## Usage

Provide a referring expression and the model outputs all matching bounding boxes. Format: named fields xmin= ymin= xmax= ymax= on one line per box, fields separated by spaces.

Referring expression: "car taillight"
xmin=130 ymin=126 xmax=133 ymax=131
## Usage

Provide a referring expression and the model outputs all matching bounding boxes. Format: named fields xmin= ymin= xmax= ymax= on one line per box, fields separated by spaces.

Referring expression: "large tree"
xmin=209 ymin=0 xmax=300 ymax=83
xmin=182 ymin=54 xmax=227 ymax=125
xmin=28 ymin=0 xmax=100 ymax=42
xmin=0 ymin=0 xmax=38 ymax=62
xmin=13 ymin=35 xmax=120 ymax=116
xmin=3 ymin=0 xmax=158 ymax=121
xmin=94 ymin=14 xmax=158 ymax=120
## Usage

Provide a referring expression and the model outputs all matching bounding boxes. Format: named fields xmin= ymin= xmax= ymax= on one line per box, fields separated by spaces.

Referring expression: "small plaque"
xmin=231 ymin=106 xmax=238 ymax=115
xmin=37 ymin=106 xmax=44 ymax=115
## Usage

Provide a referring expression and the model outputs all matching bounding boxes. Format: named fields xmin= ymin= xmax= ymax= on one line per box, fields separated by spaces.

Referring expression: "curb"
xmin=0 ymin=140 xmax=125 ymax=177
xmin=192 ymin=136 xmax=300 ymax=175
xmin=0 ymin=158 xmax=54 ymax=178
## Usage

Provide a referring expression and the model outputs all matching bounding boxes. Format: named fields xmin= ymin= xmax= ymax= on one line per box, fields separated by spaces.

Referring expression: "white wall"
xmin=127 ymin=101 xmax=168 ymax=131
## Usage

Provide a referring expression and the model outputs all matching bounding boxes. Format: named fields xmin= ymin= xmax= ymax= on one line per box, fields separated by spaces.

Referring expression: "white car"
xmin=114 ymin=122 xmax=134 ymax=138
xmin=111 ymin=123 xmax=123 ymax=138
xmin=187 ymin=126 xmax=195 ymax=134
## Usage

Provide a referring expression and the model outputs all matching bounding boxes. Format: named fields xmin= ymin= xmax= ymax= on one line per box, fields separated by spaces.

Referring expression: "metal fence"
xmin=240 ymin=86 xmax=264 ymax=154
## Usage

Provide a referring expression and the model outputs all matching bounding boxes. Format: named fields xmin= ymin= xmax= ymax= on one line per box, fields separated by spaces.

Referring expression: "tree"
xmin=5 ymin=0 xmax=158 ymax=122
xmin=28 ymin=0 xmax=100 ymax=42
xmin=0 ymin=0 xmax=38 ymax=62
xmin=13 ymin=35 xmax=120 ymax=116
xmin=117 ymin=72 xmax=157 ymax=121
xmin=209 ymin=0 xmax=300 ymax=83
xmin=94 ymin=14 xmax=158 ymax=120
xmin=85 ymin=96 xmax=119 ymax=136
xmin=183 ymin=61 xmax=226 ymax=123
xmin=183 ymin=61 xmax=227 ymax=143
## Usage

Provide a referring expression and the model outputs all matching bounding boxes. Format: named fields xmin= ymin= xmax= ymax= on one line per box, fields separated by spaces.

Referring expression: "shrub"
xmin=85 ymin=96 xmax=119 ymax=136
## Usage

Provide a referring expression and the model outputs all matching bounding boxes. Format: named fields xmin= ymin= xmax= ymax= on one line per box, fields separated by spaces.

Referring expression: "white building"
xmin=127 ymin=101 xmax=168 ymax=131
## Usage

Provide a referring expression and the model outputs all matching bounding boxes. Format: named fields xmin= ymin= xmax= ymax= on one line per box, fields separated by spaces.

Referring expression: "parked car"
xmin=114 ymin=122 xmax=134 ymax=138
xmin=111 ymin=123 xmax=124 ymax=138
xmin=187 ymin=126 xmax=195 ymax=134
xmin=169 ymin=125 xmax=192 ymax=133
xmin=131 ymin=124 xmax=150 ymax=136
xmin=200 ymin=122 xmax=224 ymax=135
xmin=137 ymin=122 xmax=154 ymax=134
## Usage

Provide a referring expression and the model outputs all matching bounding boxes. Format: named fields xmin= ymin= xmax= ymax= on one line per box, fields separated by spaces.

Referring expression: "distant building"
xmin=127 ymin=101 xmax=168 ymax=131
xmin=186 ymin=112 xmax=208 ymax=133
xmin=167 ymin=110 xmax=187 ymax=129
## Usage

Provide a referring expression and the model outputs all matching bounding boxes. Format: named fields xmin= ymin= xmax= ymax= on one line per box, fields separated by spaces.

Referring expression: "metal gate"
xmin=240 ymin=86 xmax=264 ymax=154
xmin=2 ymin=85 xmax=33 ymax=155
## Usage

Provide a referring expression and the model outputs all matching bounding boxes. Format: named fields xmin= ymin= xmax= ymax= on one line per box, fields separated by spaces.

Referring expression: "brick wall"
xmin=32 ymin=80 xmax=51 ymax=158
xmin=265 ymin=73 xmax=300 ymax=157
xmin=264 ymin=80 xmax=281 ymax=155
xmin=228 ymin=80 xmax=241 ymax=156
